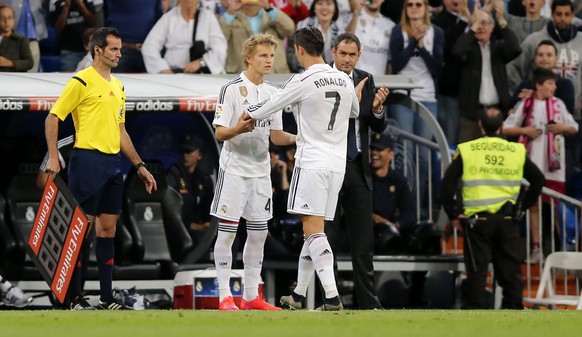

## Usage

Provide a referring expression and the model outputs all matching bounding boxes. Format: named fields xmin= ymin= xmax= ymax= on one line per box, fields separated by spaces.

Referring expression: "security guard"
xmin=440 ymin=107 xmax=544 ymax=309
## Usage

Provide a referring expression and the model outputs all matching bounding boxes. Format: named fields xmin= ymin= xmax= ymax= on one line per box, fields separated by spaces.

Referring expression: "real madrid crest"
xmin=389 ymin=185 xmax=395 ymax=193
xmin=221 ymin=205 xmax=228 ymax=213
xmin=239 ymin=86 xmax=248 ymax=97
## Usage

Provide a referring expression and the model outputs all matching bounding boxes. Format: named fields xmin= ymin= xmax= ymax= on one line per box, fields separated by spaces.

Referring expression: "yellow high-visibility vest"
xmin=457 ymin=137 xmax=526 ymax=216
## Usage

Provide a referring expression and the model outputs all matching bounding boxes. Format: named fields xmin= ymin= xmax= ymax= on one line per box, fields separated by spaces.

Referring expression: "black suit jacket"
xmin=351 ymin=68 xmax=388 ymax=189
xmin=453 ymin=27 xmax=522 ymax=120
xmin=431 ymin=9 xmax=468 ymax=97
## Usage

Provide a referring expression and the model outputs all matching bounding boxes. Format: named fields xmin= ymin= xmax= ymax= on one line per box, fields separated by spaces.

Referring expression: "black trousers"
xmin=462 ymin=212 xmax=525 ymax=309
xmin=326 ymin=160 xmax=381 ymax=309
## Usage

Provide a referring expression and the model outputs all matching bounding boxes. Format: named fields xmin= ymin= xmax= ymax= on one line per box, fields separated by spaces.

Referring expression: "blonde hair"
xmin=242 ymin=33 xmax=278 ymax=67
xmin=401 ymin=0 xmax=431 ymax=39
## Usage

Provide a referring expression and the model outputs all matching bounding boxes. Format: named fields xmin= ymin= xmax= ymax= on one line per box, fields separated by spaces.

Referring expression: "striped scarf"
xmin=518 ymin=92 xmax=561 ymax=171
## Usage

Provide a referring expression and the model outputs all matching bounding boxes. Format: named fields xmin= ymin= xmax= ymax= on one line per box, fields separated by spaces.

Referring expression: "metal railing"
xmin=385 ymin=91 xmax=581 ymax=308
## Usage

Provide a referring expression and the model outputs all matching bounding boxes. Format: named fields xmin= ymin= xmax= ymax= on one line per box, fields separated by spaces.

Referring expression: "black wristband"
xmin=135 ymin=162 xmax=147 ymax=170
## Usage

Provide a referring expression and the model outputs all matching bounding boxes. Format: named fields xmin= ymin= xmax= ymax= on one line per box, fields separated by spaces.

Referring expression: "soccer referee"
xmin=440 ymin=107 xmax=544 ymax=309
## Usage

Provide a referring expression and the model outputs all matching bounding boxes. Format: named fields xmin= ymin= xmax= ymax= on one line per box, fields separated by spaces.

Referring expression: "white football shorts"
xmin=287 ymin=166 xmax=344 ymax=221
xmin=210 ymin=169 xmax=273 ymax=222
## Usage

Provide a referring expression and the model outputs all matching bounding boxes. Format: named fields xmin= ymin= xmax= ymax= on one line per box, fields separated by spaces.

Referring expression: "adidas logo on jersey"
xmin=301 ymin=203 xmax=309 ymax=209
xmin=320 ymin=249 xmax=332 ymax=257
xmin=301 ymin=255 xmax=312 ymax=261
xmin=242 ymin=99 xmax=250 ymax=105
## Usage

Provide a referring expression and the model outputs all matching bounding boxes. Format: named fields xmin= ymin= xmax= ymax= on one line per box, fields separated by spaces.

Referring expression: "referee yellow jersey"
xmin=50 ymin=66 xmax=126 ymax=154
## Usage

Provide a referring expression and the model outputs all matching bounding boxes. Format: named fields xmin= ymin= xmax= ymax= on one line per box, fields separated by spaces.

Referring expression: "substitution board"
xmin=27 ymin=176 xmax=89 ymax=303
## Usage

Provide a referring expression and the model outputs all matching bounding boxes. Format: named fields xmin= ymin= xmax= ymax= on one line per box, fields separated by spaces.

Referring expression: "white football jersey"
xmin=213 ymin=72 xmax=282 ymax=177
xmin=342 ymin=11 xmax=395 ymax=76
xmin=248 ymin=63 xmax=359 ymax=172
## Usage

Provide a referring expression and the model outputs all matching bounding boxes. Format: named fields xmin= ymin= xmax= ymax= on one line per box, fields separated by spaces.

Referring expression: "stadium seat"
xmin=39 ymin=27 xmax=60 ymax=55
xmin=526 ymin=251 xmax=582 ymax=309
xmin=40 ymin=55 xmax=61 ymax=73
xmin=3 ymin=174 xmax=44 ymax=280
xmin=0 ymin=194 xmax=19 ymax=277
xmin=122 ymin=161 xmax=194 ymax=279
xmin=39 ymin=26 xmax=62 ymax=72
xmin=85 ymin=218 xmax=162 ymax=281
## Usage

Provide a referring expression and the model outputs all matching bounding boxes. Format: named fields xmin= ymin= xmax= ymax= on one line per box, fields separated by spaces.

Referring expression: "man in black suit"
xmin=326 ymin=32 xmax=389 ymax=309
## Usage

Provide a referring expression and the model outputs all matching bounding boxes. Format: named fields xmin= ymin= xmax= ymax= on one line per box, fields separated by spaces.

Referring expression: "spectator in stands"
xmin=305 ymin=0 xmax=351 ymax=20
xmin=49 ymin=0 xmax=97 ymax=72
xmin=0 ymin=274 xmax=33 ymax=308
xmin=287 ymin=0 xmax=342 ymax=72
xmin=505 ymin=0 xmax=549 ymax=44
xmin=93 ymin=0 xmax=104 ymax=26
xmin=344 ymin=0 xmax=395 ymax=76
xmin=0 ymin=0 xmax=47 ymax=72
xmin=0 ymin=3 xmax=33 ymax=71
xmin=453 ymin=2 xmax=521 ymax=142
xmin=508 ymin=0 xmax=582 ymax=175
xmin=199 ymin=0 xmax=226 ymax=15
xmin=432 ymin=0 xmax=470 ymax=146
xmin=511 ymin=40 xmax=575 ymax=116
xmin=75 ymin=27 xmax=95 ymax=71
xmin=166 ymin=135 xmax=214 ymax=247
xmin=380 ymin=0 xmax=441 ymax=24
xmin=105 ymin=0 xmax=163 ymax=73
xmin=503 ymin=68 xmax=579 ymax=262
xmin=508 ymin=0 xmax=582 ymax=119
xmin=269 ymin=0 xmax=309 ymax=24
xmin=389 ymin=0 xmax=443 ymax=206
xmin=219 ymin=0 xmax=294 ymax=74
xmin=142 ymin=0 xmax=227 ymax=74
xmin=511 ymin=40 xmax=577 ymax=198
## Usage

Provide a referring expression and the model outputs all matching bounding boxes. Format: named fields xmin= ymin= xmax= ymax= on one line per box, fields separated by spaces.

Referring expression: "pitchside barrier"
xmin=27 ymin=176 xmax=88 ymax=303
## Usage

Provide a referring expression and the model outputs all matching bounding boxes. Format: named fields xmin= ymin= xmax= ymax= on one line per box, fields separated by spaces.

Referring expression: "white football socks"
xmin=214 ymin=222 xmax=237 ymax=302
xmin=242 ymin=222 xmax=268 ymax=301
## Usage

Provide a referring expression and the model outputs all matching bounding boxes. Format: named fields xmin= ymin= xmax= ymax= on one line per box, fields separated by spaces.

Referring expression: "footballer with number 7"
xmin=243 ymin=26 xmax=367 ymax=311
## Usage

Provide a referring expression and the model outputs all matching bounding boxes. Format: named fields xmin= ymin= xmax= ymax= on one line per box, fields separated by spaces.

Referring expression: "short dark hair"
xmin=333 ymin=32 xmax=361 ymax=51
xmin=552 ymin=0 xmax=574 ymax=14
xmin=479 ymin=107 xmax=504 ymax=134
xmin=294 ymin=26 xmax=324 ymax=57
xmin=309 ymin=0 xmax=339 ymax=23
xmin=535 ymin=40 xmax=558 ymax=56
xmin=89 ymin=27 xmax=121 ymax=58
xmin=533 ymin=67 xmax=557 ymax=85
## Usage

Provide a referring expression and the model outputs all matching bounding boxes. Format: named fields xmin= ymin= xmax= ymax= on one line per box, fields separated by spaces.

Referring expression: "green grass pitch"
xmin=2 ymin=310 xmax=582 ymax=337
